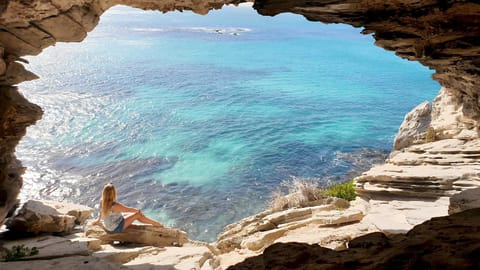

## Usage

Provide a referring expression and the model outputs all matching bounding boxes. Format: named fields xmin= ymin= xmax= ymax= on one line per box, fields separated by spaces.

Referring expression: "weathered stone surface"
xmin=0 ymin=1 xmax=479 ymax=268
xmin=0 ymin=61 xmax=39 ymax=85
xmin=1 ymin=234 xmax=98 ymax=260
xmin=216 ymin=197 xmax=364 ymax=253
xmin=122 ymin=244 xmax=217 ymax=270
xmin=0 ymin=49 xmax=6 ymax=75
xmin=430 ymin=87 xmax=480 ymax=140
xmin=85 ymin=224 xmax=189 ymax=247
xmin=229 ymin=208 xmax=480 ymax=270
xmin=6 ymin=200 xmax=93 ymax=234
xmin=0 ymin=255 xmax=130 ymax=270
xmin=361 ymin=196 xmax=450 ymax=234
xmin=0 ymin=87 xmax=42 ymax=227
xmin=356 ymin=138 xmax=480 ymax=199
xmin=393 ymin=100 xmax=432 ymax=150
xmin=449 ymin=187 xmax=480 ymax=214
xmin=0 ymin=0 xmax=478 ymax=236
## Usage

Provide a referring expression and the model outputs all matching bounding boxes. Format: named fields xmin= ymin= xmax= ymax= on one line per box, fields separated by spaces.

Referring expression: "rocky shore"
xmin=1 ymin=186 xmax=480 ymax=269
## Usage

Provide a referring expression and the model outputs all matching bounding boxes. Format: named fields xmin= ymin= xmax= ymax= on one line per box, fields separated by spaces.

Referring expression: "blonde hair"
xmin=100 ymin=183 xmax=117 ymax=217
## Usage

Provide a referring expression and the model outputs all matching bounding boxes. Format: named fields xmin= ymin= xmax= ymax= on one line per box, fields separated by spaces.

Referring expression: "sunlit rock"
xmin=449 ymin=187 xmax=480 ymax=214
xmin=85 ymin=224 xmax=189 ymax=247
xmin=393 ymin=100 xmax=432 ymax=151
xmin=6 ymin=200 xmax=93 ymax=234
xmin=229 ymin=208 xmax=480 ymax=269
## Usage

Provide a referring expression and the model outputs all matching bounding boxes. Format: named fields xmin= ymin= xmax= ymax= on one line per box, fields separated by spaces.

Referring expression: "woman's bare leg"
xmin=122 ymin=211 xmax=163 ymax=230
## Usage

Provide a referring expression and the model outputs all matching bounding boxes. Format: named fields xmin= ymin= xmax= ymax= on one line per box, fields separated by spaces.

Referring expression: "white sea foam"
xmin=132 ymin=26 xmax=251 ymax=35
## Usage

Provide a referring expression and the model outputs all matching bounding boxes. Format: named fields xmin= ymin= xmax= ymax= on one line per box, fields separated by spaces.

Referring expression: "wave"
xmin=132 ymin=27 xmax=252 ymax=35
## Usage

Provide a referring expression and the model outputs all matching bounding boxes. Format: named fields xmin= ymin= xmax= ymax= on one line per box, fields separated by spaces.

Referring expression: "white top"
xmin=103 ymin=211 xmax=124 ymax=232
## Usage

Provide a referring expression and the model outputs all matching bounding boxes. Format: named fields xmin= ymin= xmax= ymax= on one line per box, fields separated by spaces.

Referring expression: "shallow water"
xmin=16 ymin=4 xmax=439 ymax=242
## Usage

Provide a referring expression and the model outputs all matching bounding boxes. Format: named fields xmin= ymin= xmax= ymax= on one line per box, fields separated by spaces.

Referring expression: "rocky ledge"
xmin=1 ymin=0 xmax=480 ymax=227
xmin=229 ymin=208 xmax=480 ymax=270
xmin=2 ymin=192 xmax=480 ymax=269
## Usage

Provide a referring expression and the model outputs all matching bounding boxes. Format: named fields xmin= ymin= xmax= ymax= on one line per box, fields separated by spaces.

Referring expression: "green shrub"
xmin=322 ymin=180 xmax=356 ymax=201
xmin=2 ymin=245 xmax=39 ymax=262
xmin=269 ymin=178 xmax=357 ymax=212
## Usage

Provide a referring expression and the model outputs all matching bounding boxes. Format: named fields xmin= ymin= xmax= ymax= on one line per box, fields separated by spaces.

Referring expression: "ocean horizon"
xmin=17 ymin=4 xmax=440 ymax=242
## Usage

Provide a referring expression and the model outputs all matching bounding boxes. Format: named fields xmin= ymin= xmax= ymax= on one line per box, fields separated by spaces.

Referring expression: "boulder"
xmin=393 ymin=100 xmax=432 ymax=150
xmin=84 ymin=224 xmax=189 ymax=247
xmin=449 ymin=188 xmax=480 ymax=214
xmin=6 ymin=200 xmax=93 ymax=234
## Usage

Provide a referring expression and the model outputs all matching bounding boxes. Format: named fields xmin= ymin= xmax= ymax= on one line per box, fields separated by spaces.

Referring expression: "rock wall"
xmin=0 ymin=0 xmax=479 ymax=227
xmin=0 ymin=87 xmax=41 ymax=226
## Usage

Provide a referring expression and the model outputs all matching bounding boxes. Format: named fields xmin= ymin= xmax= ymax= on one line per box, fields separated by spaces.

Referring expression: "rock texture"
xmin=6 ymin=200 xmax=93 ymax=234
xmin=0 ymin=87 xmax=42 ymax=227
xmin=216 ymin=197 xmax=366 ymax=253
xmin=449 ymin=187 xmax=480 ymax=214
xmin=354 ymin=136 xmax=480 ymax=233
xmin=85 ymin=224 xmax=189 ymax=247
xmin=0 ymin=255 xmax=131 ymax=270
xmin=1 ymin=233 xmax=101 ymax=260
xmin=393 ymin=100 xmax=432 ymax=151
xmin=0 ymin=0 xmax=480 ymax=228
xmin=356 ymin=138 xmax=480 ymax=198
xmin=0 ymin=0 xmax=479 ymax=229
xmin=0 ymin=1 xmax=480 ymax=268
xmin=229 ymin=208 xmax=480 ymax=270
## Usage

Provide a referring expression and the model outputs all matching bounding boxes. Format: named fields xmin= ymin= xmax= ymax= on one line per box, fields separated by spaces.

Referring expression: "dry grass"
xmin=425 ymin=126 xmax=436 ymax=143
xmin=269 ymin=177 xmax=323 ymax=211
xmin=269 ymin=177 xmax=357 ymax=211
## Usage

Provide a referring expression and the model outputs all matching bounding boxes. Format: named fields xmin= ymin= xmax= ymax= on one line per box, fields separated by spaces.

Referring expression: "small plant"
xmin=2 ymin=245 xmax=39 ymax=262
xmin=424 ymin=126 xmax=436 ymax=143
xmin=322 ymin=180 xmax=356 ymax=201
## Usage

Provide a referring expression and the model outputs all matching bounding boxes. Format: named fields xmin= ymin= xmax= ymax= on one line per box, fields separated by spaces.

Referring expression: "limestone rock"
xmin=216 ymin=197 xmax=364 ymax=253
xmin=229 ymin=208 xmax=480 ymax=270
xmin=0 ymin=255 xmax=130 ymax=270
xmin=6 ymin=200 xmax=93 ymax=234
xmin=0 ymin=50 xmax=6 ymax=75
xmin=449 ymin=187 xmax=480 ymax=214
xmin=122 ymin=244 xmax=217 ymax=270
xmin=393 ymin=100 xmax=432 ymax=150
xmin=1 ymin=234 xmax=99 ymax=260
xmin=0 ymin=87 xmax=42 ymax=227
xmin=361 ymin=196 xmax=450 ymax=234
xmin=85 ymin=224 xmax=189 ymax=247
xmin=356 ymin=139 xmax=480 ymax=199
xmin=0 ymin=61 xmax=38 ymax=86
xmin=430 ymin=87 xmax=480 ymax=140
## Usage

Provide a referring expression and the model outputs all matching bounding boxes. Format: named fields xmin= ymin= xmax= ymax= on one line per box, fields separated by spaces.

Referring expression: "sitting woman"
xmin=92 ymin=183 xmax=163 ymax=233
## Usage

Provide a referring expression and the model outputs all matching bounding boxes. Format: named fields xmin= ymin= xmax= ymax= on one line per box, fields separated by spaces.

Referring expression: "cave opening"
xmin=12 ymin=3 xmax=440 ymax=242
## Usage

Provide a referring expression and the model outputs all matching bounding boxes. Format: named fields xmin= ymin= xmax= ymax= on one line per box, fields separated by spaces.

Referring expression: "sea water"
xmin=16 ymin=4 xmax=439 ymax=242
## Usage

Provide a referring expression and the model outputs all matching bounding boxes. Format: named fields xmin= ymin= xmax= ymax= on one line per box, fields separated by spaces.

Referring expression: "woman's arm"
xmin=92 ymin=212 xmax=102 ymax=225
xmin=112 ymin=202 xmax=140 ymax=213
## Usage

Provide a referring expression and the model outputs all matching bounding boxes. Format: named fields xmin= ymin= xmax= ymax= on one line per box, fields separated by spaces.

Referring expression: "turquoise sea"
xmin=17 ymin=4 xmax=439 ymax=241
